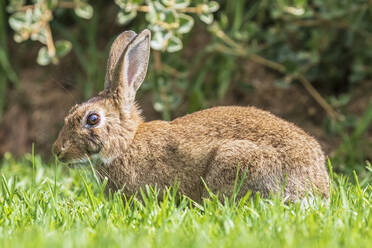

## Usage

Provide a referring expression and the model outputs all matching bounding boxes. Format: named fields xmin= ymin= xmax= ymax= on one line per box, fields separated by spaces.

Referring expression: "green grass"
xmin=0 ymin=153 xmax=371 ymax=248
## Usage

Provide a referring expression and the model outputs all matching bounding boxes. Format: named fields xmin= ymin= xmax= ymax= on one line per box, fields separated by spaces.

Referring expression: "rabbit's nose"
xmin=52 ymin=144 xmax=61 ymax=157
xmin=52 ymin=142 xmax=65 ymax=159
xmin=55 ymin=150 xmax=62 ymax=158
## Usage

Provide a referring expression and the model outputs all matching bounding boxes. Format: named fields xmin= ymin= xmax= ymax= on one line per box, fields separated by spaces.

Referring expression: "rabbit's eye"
xmin=86 ymin=113 xmax=100 ymax=127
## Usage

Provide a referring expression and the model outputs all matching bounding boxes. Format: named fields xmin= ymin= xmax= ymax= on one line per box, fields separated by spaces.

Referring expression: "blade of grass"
xmin=32 ymin=144 xmax=36 ymax=187
xmin=1 ymin=174 xmax=11 ymax=201
xmin=79 ymin=171 xmax=96 ymax=211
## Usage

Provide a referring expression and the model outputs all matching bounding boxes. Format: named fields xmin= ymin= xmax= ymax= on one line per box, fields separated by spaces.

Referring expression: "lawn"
xmin=0 ymin=153 xmax=371 ymax=248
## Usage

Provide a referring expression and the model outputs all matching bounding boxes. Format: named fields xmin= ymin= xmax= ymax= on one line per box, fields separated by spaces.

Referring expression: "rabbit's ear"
xmin=120 ymin=29 xmax=151 ymax=94
xmin=107 ymin=29 xmax=151 ymax=113
xmin=104 ymin=30 xmax=137 ymax=90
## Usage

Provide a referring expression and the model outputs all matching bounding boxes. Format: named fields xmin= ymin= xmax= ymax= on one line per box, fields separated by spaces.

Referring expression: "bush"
xmin=5 ymin=0 xmax=372 ymax=114
xmin=1 ymin=0 xmax=372 ymax=173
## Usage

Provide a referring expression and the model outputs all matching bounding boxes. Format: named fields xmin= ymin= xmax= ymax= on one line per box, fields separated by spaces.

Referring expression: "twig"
xmin=252 ymin=56 xmax=344 ymax=121
xmin=136 ymin=5 xmax=150 ymax=12
xmin=58 ymin=1 xmax=76 ymax=9
xmin=44 ymin=22 xmax=56 ymax=57
xmin=248 ymin=54 xmax=285 ymax=73
xmin=210 ymin=29 xmax=343 ymax=121
xmin=153 ymin=50 xmax=186 ymax=77
xmin=297 ymin=75 xmax=344 ymax=121
xmin=178 ymin=6 xmax=204 ymax=14
xmin=136 ymin=5 xmax=204 ymax=14
xmin=249 ymin=54 xmax=343 ymax=121
xmin=282 ymin=4 xmax=372 ymax=43
xmin=15 ymin=5 xmax=35 ymax=11
xmin=162 ymin=64 xmax=186 ymax=77
xmin=210 ymin=24 xmax=246 ymax=53
xmin=13 ymin=0 xmax=72 ymax=63
xmin=153 ymin=50 xmax=162 ymax=72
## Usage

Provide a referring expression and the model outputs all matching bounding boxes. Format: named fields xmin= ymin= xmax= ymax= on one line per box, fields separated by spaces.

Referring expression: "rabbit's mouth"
xmin=67 ymin=154 xmax=103 ymax=168
xmin=68 ymin=161 xmax=91 ymax=169
xmin=66 ymin=158 xmax=91 ymax=168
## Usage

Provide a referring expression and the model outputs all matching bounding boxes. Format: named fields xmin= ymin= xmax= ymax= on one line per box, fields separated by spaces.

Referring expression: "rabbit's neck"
xmin=98 ymin=120 xmax=173 ymax=195
xmin=98 ymin=105 xmax=144 ymax=165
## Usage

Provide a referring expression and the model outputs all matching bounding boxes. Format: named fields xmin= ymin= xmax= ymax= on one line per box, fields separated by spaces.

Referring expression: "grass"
xmin=0 ymin=153 xmax=371 ymax=248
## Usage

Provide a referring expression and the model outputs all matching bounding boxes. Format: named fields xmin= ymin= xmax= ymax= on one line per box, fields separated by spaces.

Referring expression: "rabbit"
xmin=52 ymin=29 xmax=329 ymax=202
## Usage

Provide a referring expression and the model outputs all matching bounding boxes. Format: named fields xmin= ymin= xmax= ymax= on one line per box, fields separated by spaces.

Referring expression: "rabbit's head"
xmin=52 ymin=29 xmax=151 ymax=165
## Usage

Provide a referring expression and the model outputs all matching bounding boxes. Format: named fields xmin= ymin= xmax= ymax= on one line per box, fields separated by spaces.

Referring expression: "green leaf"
xmin=145 ymin=4 xmax=158 ymax=23
xmin=13 ymin=33 xmax=24 ymax=43
xmin=74 ymin=2 xmax=94 ymax=19
xmin=6 ymin=0 xmax=26 ymax=12
xmin=198 ymin=13 xmax=213 ymax=24
xmin=206 ymin=1 xmax=219 ymax=12
xmin=55 ymin=40 xmax=72 ymax=58
xmin=114 ymin=0 xmax=128 ymax=9
xmin=132 ymin=0 xmax=144 ymax=4
xmin=8 ymin=12 xmax=28 ymax=31
xmin=177 ymin=14 xmax=194 ymax=34
xmin=46 ymin=0 xmax=59 ymax=9
xmin=115 ymin=0 xmax=142 ymax=10
xmin=161 ymin=0 xmax=190 ymax=9
xmin=162 ymin=9 xmax=178 ymax=25
xmin=37 ymin=47 xmax=52 ymax=66
xmin=117 ymin=10 xmax=137 ymax=25
xmin=30 ymin=28 xmax=47 ymax=44
xmin=154 ymin=101 xmax=165 ymax=112
xmin=167 ymin=35 xmax=182 ymax=52
xmin=219 ymin=13 xmax=229 ymax=29
xmin=150 ymin=31 xmax=168 ymax=50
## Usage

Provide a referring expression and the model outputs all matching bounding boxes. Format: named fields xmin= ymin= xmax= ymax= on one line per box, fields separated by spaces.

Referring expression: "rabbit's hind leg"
xmin=201 ymin=140 xmax=283 ymax=200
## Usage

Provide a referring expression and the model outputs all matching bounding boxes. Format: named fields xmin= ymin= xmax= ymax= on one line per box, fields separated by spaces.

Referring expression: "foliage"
xmin=5 ymin=0 xmax=372 ymax=114
xmin=7 ymin=0 xmax=75 ymax=65
xmin=0 ymin=154 xmax=371 ymax=247
xmin=116 ymin=0 xmax=219 ymax=52
xmin=7 ymin=0 xmax=219 ymax=65
xmin=329 ymin=99 xmax=372 ymax=174
xmin=2 ymin=0 xmax=372 ymax=171
xmin=0 ymin=0 xmax=18 ymax=121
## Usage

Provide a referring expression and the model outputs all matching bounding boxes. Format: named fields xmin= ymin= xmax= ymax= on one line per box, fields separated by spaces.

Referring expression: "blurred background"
xmin=0 ymin=0 xmax=371 ymax=178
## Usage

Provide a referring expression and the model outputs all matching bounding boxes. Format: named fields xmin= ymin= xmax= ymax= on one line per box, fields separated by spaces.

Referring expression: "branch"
xmin=153 ymin=50 xmax=162 ymax=72
xmin=250 ymin=55 xmax=343 ymax=121
xmin=297 ymin=75 xmax=344 ymax=121
xmin=45 ymin=22 xmax=56 ymax=57
xmin=136 ymin=5 xmax=204 ymax=14
xmin=210 ymin=29 xmax=343 ymax=121
xmin=58 ymin=1 xmax=76 ymax=9
xmin=15 ymin=5 xmax=34 ymax=11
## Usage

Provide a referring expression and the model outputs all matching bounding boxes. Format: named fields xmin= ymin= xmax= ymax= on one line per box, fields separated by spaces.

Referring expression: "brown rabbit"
xmin=52 ymin=29 xmax=329 ymax=202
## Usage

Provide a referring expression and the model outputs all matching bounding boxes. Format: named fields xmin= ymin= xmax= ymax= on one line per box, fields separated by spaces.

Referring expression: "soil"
xmin=0 ymin=67 xmax=80 ymax=157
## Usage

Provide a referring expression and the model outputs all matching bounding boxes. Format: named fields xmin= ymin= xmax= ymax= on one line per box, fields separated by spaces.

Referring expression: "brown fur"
xmin=53 ymin=30 xmax=329 ymax=202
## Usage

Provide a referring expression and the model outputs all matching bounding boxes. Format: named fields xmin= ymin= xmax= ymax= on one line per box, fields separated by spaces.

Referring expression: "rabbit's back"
xmin=169 ymin=106 xmax=326 ymax=174
xmin=120 ymin=106 xmax=329 ymax=200
xmin=171 ymin=106 xmax=315 ymax=148
xmin=167 ymin=106 xmax=329 ymax=199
